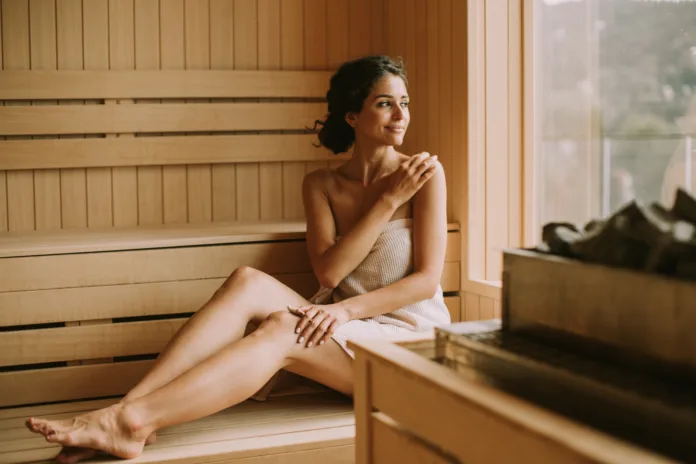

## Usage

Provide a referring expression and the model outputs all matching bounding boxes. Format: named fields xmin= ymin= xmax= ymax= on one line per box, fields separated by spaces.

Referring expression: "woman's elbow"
xmin=418 ymin=274 xmax=441 ymax=300
xmin=316 ymin=270 xmax=341 ymax=289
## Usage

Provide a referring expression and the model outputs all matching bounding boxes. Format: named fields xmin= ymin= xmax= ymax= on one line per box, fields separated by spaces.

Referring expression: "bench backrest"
xmin=0 ymin=70 xmax=345 ymax=232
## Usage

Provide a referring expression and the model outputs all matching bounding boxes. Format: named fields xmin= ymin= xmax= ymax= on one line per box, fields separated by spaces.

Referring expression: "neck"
xmin=348 ymin=141 xmax=397 ymax=185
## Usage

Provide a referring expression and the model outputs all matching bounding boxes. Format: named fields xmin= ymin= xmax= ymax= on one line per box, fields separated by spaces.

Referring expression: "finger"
xmin=319 ymin=319 xmax=339 ymax=346
xmin=294 ymin=307 xmax=318 ymax=335
xmin=308 ymin=315 xmax=335 ymax=347
xmin=415 ymin=164 xmax=438 ymax=188
xmin=407 ymin=152 xmax=430 ymax=169
xmin=413 ymin=155 xmax=437 ymax=179
xmin=299 ymin=312 xmax=328 ymax=345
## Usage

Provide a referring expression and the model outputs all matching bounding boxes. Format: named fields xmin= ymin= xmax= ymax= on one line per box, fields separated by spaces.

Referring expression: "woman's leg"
xmin=45 ymin=267 xmax=319 ymax=463
xmin=123 ymin=266 xmax=310 ymax=401
xmin=26 ymin=311 xmax=352 ymax=459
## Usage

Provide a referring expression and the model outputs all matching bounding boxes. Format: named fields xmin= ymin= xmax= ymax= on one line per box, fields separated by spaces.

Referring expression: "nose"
xmin=392 ymin=105 xmax=405 ymax=120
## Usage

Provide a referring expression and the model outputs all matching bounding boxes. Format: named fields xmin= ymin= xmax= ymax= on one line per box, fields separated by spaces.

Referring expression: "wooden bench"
xmin=0 ymin=222 xmax=461 ymax=463
xmin=0 ymin=69 xmax=463 ymax=463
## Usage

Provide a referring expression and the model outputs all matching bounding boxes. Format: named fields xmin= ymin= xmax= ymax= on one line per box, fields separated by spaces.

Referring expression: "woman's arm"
xmin=303 ymin=153 xmax=438 ymax=289
xmin=339 ymin=162 xmax=448 ymax=320
xmin=302 ymin=170 xmax=397 ymax=289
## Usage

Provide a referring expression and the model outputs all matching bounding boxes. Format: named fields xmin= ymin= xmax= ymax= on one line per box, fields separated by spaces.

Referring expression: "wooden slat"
xmin=0 ymin=319 xmax=187 ymax=367
xmin=0 ymin=134 xmax=343 ymax=170
xmin=234 ymin=0 xmax=262 ymax=222
xmin=57 ymin=0 xmax=89 ymax=231
xmin=83 ymin=0 xmax=114 ymax=228
xmin=160 ymin=0 xmax=189 ymax=225
xmin=109 ymin=0 xmax=138 ymax=229
xmin=184 ymin=0 xmax=213 ymax=225
xmin=0 ymin=398 xmax=116 ymax=422
xmin=0 ymin=240 xmax=313 ymax=292
xmin=0 ymin=278 xmax=222 ymax=326
xmin=0 ymin=227 xmax=460 ymax=287
xmin=0 ymin=275 xmax=457 ymax=328
xmin=0 ymin=359 xmax=153 ymax=408
xmin=0 ymin=70 xmax=334 ymax=100
xmin=135 ymin=0 xmax=164 ymax=227
xmin=444 ymin=296 xmax=461 ymax=323
xmin=3 ymin=0 xmax=35 ymax=233
xmin=210 ymin=0 xmax=238 ymax=223
xmin=0 ymin=221 xmax=459 ymax=258
xmin=30 ymin=0 xmax=62 ymax=232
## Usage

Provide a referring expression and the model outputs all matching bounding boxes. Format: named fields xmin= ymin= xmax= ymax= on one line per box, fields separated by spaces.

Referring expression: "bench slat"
xmin=0 ymin=70 xmax=333 ymax=100
xmin=0 ymin=232 xmax=460 ymax=293
xmin=0 ymin=273 xmax=321 ymax=327
xmin=0 ymin=222 xmax=459 ymax=259
xmin=0 ymin=134 xmax=343 ymax=171
xmin=0 ymin=360 xmax=153 ymax=408
xmin=0 ymin=319 xmax=186 ymax=367
xmin=0 ymin=220 xmax=310 ymax=259
xmin=0 ymin=103 xmax=326 ymax=136
xmin=0 ymin=241 xmax=312 ymax=293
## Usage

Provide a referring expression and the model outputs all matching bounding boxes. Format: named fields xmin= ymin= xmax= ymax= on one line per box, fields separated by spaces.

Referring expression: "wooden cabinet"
xmin=349 ymin=325 xmax=674 ymax=464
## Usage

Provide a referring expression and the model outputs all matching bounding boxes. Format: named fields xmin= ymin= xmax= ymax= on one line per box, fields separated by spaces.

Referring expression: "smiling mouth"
xmin=385 ymin=126 xmax=405 ymax=132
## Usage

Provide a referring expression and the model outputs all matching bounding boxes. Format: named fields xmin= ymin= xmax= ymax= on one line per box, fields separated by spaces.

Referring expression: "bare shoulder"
xmin=302 ymin=167 xmax=334 ymax=195
xmin=419 ymin=158 xmax=447 ymax=195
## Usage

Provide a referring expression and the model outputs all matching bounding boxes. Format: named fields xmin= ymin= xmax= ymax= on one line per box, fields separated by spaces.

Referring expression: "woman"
xmin=25 ymin=55 xmax=451 ymax=461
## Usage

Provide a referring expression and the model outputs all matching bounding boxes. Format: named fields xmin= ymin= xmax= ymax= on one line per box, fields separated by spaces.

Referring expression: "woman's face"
xmin=347 ymin=74 xmax=410 ymax=148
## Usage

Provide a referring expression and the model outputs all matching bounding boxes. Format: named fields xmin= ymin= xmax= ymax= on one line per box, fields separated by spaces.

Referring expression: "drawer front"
xmin=370 ymin=412 xmax=455 ymax=464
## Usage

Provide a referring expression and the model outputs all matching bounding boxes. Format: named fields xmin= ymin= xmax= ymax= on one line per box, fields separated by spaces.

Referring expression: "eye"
xmin=377 ymin=100 xmax=391 ymax=108
xmin=401 ymin=101 xmax=409 ymax=108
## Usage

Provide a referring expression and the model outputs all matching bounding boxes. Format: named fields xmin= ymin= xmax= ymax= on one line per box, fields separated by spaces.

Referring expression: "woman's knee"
xmin=257 ymin=310 xmax=297 ymax=334
xmin=220 ymin=265 xmax=264 ymax=292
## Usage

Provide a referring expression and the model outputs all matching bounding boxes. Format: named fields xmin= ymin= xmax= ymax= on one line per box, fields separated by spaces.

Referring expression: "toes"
xmin=46 ymin=431 xmax=74 ymax=447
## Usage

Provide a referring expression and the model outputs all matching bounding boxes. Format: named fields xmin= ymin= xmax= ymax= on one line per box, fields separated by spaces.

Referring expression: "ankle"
xmin=116 ymin=402 xmax=151 ymax=441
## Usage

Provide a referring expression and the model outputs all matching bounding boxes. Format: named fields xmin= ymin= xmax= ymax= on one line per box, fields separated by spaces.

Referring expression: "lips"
xmin=385 ymin=126 xmax=405 ymax=132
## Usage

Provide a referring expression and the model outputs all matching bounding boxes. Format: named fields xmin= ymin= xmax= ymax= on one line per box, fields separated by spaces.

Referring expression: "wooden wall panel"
xmin=462 ymin=291 xmax=501 ymax=322
xmin=0 ymin=0 xmax=467 ymax=233
xmin=83 ymin=0 xmax=113 ymax=228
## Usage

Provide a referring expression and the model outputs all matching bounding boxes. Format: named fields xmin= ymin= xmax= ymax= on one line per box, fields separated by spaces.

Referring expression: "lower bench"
xmin=0 ymin=392 xmax=355 ymax=463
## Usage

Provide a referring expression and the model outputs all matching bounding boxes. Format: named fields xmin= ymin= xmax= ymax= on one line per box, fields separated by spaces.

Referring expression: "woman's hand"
xmin=290 ymin=304 xmax=350 ymax=348
xmin=383 ymin=152 xmax=439 ymax=208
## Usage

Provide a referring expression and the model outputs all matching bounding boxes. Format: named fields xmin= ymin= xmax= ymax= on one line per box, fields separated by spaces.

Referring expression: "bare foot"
xmin=55 ymin=433 xmax=157 ymax=464
xmin=25 ymin=404 xmax=150 ymax=459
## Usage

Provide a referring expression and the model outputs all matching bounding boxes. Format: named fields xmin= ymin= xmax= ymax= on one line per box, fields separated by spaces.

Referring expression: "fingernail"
xmin=307 ymin=341 xmax=313 ymax=348
xmin=298 ymin=337 xmax=304 ymax=343
xmin=295 ymin=328 xmax=300 ymax=334
xmin=319 ymin=340 xmax=325 ymax=345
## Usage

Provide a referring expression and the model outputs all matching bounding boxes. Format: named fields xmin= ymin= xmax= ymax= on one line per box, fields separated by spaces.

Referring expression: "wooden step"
xmin=0 ymin=392 xmax=354 ymax=463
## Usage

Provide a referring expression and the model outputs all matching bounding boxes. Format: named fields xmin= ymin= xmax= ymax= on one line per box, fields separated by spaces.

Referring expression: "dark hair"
xmin=312 ymin=55 xmax=408 ymax=154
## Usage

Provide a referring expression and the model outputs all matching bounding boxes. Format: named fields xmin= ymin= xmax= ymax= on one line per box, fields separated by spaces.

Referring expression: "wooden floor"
xmin=0 ymin=393 xmax=355 ymax=464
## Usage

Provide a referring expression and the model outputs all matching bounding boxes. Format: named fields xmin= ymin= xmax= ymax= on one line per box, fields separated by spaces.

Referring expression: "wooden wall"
xmin=0 ymin=0 xmax=465 ymax=230
xmin=0 ymin=0 xmax=489 ymax=321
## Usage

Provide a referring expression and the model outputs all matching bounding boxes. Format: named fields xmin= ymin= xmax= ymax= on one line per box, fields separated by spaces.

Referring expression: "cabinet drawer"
xmin=371 ymin=412 xmax=455 ymax=464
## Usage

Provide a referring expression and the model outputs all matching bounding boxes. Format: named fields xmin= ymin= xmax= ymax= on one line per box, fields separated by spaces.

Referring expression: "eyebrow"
xmin=373 ymin=94 xmax=409 ymax=100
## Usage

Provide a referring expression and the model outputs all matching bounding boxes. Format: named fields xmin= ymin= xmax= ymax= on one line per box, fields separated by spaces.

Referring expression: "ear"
xmin=345 ymin=112 xmax=358 ymax=128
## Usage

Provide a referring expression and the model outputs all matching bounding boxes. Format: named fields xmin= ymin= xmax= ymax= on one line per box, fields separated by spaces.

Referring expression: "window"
xmin=529 ymin=0 xmax=696 ymax=232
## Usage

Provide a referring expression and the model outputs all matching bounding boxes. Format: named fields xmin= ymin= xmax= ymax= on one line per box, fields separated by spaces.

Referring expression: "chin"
xmin=383 ymin=135 xmax=405 ymax=147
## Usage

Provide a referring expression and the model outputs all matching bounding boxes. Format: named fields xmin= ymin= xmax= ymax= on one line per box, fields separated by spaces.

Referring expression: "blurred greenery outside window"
xmin=534 ymin=0 xmax=696 ymax=227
